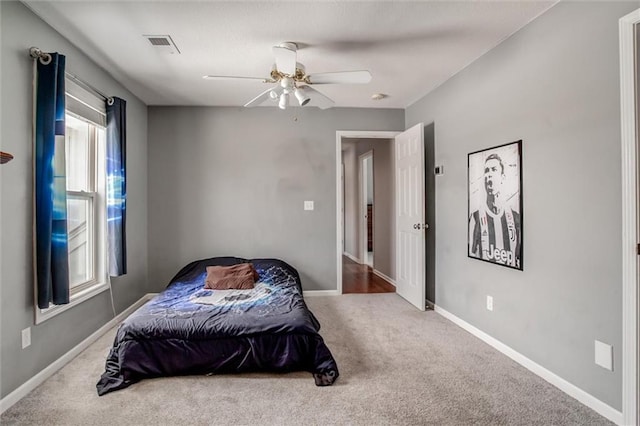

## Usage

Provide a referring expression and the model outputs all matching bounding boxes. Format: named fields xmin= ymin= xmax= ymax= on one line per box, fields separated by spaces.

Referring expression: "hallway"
xmin=342 ymin=256 xmax=395 ymax=294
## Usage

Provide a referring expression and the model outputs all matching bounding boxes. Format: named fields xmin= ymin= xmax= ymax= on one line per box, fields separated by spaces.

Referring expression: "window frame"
xmin=35 ymin=79 xmax=109 ymax=324
xmin=67 ymin=190 xmax=96 ymax=291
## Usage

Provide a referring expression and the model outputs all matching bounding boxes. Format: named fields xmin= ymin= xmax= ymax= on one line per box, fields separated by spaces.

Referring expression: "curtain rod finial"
xmin=29 ymin=47 xmax=51 ymax=65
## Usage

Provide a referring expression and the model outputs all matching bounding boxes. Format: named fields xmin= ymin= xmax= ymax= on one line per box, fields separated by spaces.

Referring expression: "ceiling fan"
xmin=203 ymin=42 xmax=372 ymax=110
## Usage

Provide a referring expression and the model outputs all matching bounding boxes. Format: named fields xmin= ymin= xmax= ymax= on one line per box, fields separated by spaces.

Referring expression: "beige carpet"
xmin=1 ymin=294 xmax=611 ymax=425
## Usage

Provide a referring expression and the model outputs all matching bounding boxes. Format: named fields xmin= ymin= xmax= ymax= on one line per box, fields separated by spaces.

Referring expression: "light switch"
xmin=594 ymin=340 xmax=613 ymax=371
xmin=22 ymin=327 xmax=31 ymax=349
xmin=304 ymin=201 xmax=314 ymax=211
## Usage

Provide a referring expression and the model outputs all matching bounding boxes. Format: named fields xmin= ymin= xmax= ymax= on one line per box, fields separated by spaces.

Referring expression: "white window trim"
xmin=34 ymin=78 xmax=108 ymax=325
xmin=35 ymin=282 xmax=110 ymax=324
xmin=67 ymin=190 xmax=96 ymax=290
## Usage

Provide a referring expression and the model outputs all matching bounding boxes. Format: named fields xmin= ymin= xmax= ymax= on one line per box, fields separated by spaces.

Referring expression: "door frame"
xmin=341 ymin=162 xmax=345 ymax=253
xmin=359 ymin=150 xmax=374 ymax=267
xmin=336 ymin=131 xmax=400 ymax=295
xmin=620 ymin=8 xmax=639 ymax=426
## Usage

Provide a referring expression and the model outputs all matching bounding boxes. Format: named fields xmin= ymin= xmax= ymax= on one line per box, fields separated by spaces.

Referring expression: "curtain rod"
xmin=29 ymin=47 xmax=114 ymax=105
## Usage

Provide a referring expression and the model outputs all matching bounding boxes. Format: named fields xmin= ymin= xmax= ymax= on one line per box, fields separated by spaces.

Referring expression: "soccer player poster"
xmin=468 ymin=140 xmax=523 ymax=270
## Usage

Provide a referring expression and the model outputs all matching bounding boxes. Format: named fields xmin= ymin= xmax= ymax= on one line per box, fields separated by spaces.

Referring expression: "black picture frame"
xmin=468 ymin=140 xmax=523 ymax=270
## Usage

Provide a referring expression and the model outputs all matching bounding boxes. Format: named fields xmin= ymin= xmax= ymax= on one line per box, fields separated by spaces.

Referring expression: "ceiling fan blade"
xmin=306 ymin=70 xmax=372 ymax=85
xmin=303 ymin=85 xmax=335 ymax=110
xmin=273 ymin=44 xmax=297 ymax=75
xmin=244 ymin=86 xmax=282 ymax=107
xmin=203 ymin=75 xmax=269 ymax=82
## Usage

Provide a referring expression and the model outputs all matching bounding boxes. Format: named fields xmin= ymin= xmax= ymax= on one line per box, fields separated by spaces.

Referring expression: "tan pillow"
xmin=204 ymin=263 xmax=258 ymax=290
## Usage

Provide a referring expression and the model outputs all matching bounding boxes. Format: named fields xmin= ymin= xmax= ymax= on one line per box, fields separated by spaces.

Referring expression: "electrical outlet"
xmin=304 ymin=201 xmax=314 ymax=211
xmin=594 ymin=340 xmax=613 ymax=371
xmin=486 ymin=295 xmax=493 ymax=311
xmin=21 ymin=327 xmax=31 ymax=349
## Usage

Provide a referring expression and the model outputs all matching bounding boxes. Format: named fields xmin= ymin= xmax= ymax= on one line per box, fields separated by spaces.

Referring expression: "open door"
xmin=395 ymin=123 xmax=426 ymax=311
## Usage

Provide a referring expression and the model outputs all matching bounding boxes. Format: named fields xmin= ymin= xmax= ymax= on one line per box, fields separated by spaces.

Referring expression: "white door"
xmin=395 ymin=123 xmax=426 ymax=310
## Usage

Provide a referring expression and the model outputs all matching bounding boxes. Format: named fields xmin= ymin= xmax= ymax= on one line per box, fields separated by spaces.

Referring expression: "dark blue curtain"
xmin=106 ymin=97 xmax=127 ymax=276
xmin=34 ymin=53 xmax=69 ymax=309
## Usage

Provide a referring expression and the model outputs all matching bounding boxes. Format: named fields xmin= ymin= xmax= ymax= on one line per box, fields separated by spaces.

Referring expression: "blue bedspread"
xmin=96 ymin=257 xmax=339 ymax=395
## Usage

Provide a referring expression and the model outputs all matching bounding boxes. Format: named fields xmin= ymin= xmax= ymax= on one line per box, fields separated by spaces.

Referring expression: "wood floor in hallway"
xmin=342 ymin=255 xmax=395 ymax=294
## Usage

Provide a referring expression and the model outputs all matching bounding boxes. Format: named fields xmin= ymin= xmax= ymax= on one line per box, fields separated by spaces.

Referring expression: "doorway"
xmin=336 ymin=125 xmax=430 ymax=310
xmin=337 ymin=132 xmax=398 ymax=294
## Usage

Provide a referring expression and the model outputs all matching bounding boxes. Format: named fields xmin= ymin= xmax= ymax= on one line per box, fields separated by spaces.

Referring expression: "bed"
xmin=96 ymin=257 xmax=339 ymax=395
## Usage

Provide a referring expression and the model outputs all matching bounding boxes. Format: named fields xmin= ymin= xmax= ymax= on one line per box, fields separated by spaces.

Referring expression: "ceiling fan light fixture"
xmin=294 ymin=87 xmax=311 ymax=106
xmin=207 ymin=42 xmax=371 ymax=110
xmin=281 ymin=76 xmax=294 ymax=89
xmin=278 ymin=93 xmax=289 ymax=110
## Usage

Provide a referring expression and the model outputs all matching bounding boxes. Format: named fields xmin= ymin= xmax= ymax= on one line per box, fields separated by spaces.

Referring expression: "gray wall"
xmin=406 ymin=1 xmax=637 ymax=410
xmin=357 ymin=139 xmax=394 ymax=278
xmin=341 ymin=138 xmax=395 ymax=279
xmin=147 ymin=107 xmax=403 ymax=291
xmin=0 ymin=1 xmax=148 ymax=398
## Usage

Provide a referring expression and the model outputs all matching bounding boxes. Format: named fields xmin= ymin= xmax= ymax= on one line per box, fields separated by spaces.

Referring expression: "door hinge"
xmin=637 ymin=243 xmax=640 ymax=255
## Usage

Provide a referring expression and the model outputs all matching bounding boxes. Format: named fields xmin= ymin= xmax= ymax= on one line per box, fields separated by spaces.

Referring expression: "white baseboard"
xmin=304 ymin=290 xmax=340 ymax=296
xmin=342 ymin=252 xmax=361 ymax=264
xmin=372 ymin=269 xmax=396 ymax=287
xmin=434 ymin=305 xmax=624 ymax=425
xmin=0 ymin=293 xmax=156 ymax=414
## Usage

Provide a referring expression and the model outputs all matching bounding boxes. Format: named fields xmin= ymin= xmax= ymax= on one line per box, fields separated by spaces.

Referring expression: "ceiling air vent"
xmin=148 ymin=37 xmax=170 ymax=46
xmin=144 ymin=35 xmax=180 ymax=54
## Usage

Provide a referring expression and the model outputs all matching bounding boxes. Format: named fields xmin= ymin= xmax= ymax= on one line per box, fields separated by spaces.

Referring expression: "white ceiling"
xmin=24 ymin=1 xmax=556 ymax=109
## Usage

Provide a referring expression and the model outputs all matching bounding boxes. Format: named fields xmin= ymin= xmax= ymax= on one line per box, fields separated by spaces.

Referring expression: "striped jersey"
xmin=469 ymin=208 xmax=521 ymax=268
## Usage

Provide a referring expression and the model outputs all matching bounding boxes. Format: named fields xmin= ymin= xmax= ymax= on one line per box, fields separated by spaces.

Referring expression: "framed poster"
xmin=468 ymin=140 xmax=523 ymax=270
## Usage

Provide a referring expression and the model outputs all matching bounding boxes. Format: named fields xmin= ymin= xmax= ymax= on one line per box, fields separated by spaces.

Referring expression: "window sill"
xmin=35 ymin=281 xmax=110 ymax=325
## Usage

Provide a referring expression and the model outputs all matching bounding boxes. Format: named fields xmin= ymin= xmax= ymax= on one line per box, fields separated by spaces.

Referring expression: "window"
xmin=66 ymin=114 xmax=105 ymax=293
xmin=36 ymin=78 xmax=108 ymax=323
